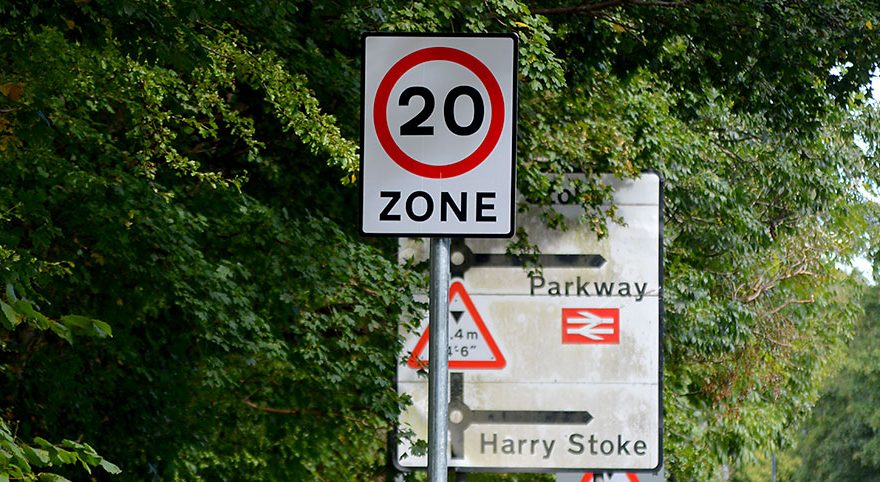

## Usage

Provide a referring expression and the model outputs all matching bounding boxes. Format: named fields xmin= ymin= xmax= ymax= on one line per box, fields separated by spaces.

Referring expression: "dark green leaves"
xmin=0 ymin=301 xmax=17 ymax=330
xmin=0 ymin=422 xmax=120 ymax=481
xmin=60 ymin=315 xmax=112 ymax=338
xmin=3 ymin=1 xmax=880 ymax=481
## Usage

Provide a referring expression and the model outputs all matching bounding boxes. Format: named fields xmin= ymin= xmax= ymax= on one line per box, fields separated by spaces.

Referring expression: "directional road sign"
xmin=556 ymin=468 xmax=665 ymax=482
xmin=396 ymin=172 xmax=663 ymax=472
xmin=360 ymin=33 xmax=517 ymax=237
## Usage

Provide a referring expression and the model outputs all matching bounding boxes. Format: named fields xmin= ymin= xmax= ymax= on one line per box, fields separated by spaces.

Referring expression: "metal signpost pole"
xmin=363 ymin=34 xmax=516 ymax=477
xmin=428 ymin=237 xmax=451 ymax=482
xmin=771 ymin=454 xmax=777 ymax=482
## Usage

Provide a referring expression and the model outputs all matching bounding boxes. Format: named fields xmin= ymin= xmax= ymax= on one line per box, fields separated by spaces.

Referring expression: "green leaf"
xmin=99 ymin=458 xmax=122 ymax=474
xmin=4 ymin=284 xmax=16 ymax=302
xmin=11 ymin=299 xmax=39 ymax=318
xmin=0 ymin=300 xmax=17 ymax=330
xmin=50 ymin=448 xmax=77 ymax=465
xmin=91 ymin=319 xmax=113 ymax=338
xmin=32 ymin=437 xmax=53 ymax=449
xmin=1 ymin=439 xmax=30 ymax=471
xmin=60 ymin=315 xmax=112 ymax=338
xmin=5 ymin=465 xmax=23 ymax=479
xmin=49 ymin=321 xmax=73 ymax=345
xmin=23 ymin=445 xmax=50 ymax=466
xmin=77 ymin=458 xmax=92 ymax=475
xmin=75 ymin=446 xmax=101 ymax=466
xmin=59 ymin=315 xmax=91 ymax=329
xmin=12 ymin=300 xmax=51 ymax=329
xmin=59 ymin=440 xmax=84 ymax=451
xmin=38 ymin=473 xmax=73 ymax=482
xmin=6 ymin=465 xmax=24 ymax=478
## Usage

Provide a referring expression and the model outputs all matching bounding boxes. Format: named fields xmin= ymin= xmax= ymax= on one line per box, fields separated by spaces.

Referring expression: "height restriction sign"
xmin=360 ymin=33 xmax=518 ymax=237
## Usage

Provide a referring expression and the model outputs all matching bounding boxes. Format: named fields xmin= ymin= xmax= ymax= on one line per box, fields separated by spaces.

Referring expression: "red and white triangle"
xmin=407 ymin=280 xmax=505 ymax=370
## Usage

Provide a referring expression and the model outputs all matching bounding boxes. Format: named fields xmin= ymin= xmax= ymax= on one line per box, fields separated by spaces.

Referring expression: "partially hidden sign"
xmin=555 ymin=469 xmax=666 ymax=482
xmin=360 ymin=33 xmax=517 ymax=237
xmin=397 ymin=173 xmax=662 ymax=473
xmin=407 ymin=280 xmax=506 ymax=370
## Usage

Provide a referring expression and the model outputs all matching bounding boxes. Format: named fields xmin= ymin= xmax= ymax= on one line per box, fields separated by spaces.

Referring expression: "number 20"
xmin=399 ymin=86 xmax=485 ymax=136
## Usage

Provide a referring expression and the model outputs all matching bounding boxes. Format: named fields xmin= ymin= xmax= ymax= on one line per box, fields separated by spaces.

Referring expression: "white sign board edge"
xmin=555 ymin=467 xmax=666 ymax=482
xmin=398 ymin=297 xmax=661 ymax=471
xmin=395 ymin=297 xmax=662 ymax=472
xmin=359 ymin=32 xmax=518 ymax=237
xmin=392 ymin=171 xmax=664 ymax=473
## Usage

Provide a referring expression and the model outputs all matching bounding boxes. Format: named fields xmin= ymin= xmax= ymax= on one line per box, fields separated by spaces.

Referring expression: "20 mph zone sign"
xmin=360 ymin=34 xmax=517 ymax=237
xmin=397 ymin=173 xmax=662 ymax=473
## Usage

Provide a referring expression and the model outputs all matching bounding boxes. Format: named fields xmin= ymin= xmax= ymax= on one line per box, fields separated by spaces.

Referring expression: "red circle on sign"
xmin=373 ymin=46 xmax=505 ymax=179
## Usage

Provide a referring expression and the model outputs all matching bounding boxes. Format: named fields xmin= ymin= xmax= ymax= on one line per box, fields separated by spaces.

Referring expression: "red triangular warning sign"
xmin=407 ymin=280 xmax=506 ymax=370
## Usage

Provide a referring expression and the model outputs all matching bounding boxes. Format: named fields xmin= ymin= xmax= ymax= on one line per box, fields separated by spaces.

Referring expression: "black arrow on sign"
xmin=448 ymin=372 xmax=592 ymax=460
xmin=450 ymin=239 xmax=605 ymax=277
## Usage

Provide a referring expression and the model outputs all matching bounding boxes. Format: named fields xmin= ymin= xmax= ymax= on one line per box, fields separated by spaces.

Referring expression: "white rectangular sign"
xmin=396 ymin=173 xmax=663 ymax=472
xmin=556 ymin=468 xmax=665 ymax=482
xmin=360 ymin=34 xmax=517 ymax=237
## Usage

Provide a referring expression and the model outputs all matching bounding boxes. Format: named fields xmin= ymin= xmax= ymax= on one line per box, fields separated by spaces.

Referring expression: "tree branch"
xmin=241 ymin=399 xmax=376 ymax=429
xmin=242 ymin=399 xmax=306 ymax=415
xmin=533 ymin=0 xmax=690 ymax=15
xmin=534 ymin=0 xmax=625 ymax=15
xmin=740 ymin=260 xmax=815 ymax=303
xmin=766 ymin=296 xmax=815 ymax=316
xmin=630 ymin=0 xmax=691 ymax=6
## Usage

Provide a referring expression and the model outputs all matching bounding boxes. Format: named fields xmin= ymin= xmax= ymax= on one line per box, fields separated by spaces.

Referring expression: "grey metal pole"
xmin=428 ymin=237 xmax=451 ymax=482
xmin=771 ymin=453 xmax=777 ymax=482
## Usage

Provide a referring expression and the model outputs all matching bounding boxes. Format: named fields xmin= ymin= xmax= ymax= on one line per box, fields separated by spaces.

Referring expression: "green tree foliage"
xmin=789 ymin=287 xmax=880 ymax=481
xmin=1 ymin=1 xmax=879 ymax=481
xmin=0 ymin=1 xmax=425 ymax=480
xmin=730 ymin=451 xmax=800 ymax=482
xmin=0 ymin=284 xmax=120 ymax=481
xmin=0 ymin=417 xmax=120 ymax=482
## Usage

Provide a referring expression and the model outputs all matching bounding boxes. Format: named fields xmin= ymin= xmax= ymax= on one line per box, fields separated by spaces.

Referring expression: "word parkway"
xmin=529 ymin=274 xmax=651 ymax=301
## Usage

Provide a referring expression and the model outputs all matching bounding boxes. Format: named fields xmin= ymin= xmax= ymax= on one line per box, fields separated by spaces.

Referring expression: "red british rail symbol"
xmin=562 ymin=308 xmax=620 ymax=344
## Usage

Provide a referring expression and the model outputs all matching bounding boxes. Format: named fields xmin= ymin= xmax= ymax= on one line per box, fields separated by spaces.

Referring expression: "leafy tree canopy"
xmin=789 ymin=287 xmax=880 ymax=482
xmin=2 ymin=1 xmax=880 ymax=481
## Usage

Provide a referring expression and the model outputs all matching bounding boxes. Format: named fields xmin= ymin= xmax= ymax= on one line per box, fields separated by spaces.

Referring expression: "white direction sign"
xmin=396 ymin=173 xmax=662 ymax=472
xmin=360 ymin=34 xmax=517 ymax=237
xmin=556 ymin=469 xmax=665 ymax=482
